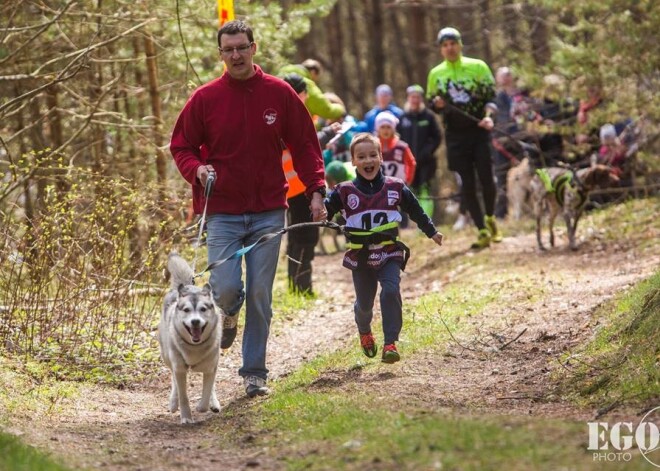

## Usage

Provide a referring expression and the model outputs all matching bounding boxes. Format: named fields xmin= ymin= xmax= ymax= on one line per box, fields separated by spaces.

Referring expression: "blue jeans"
xmin=206 ymin=209 xmax=285 ymax=380
xmin=352 ymin=260 xmax=403 ymax=345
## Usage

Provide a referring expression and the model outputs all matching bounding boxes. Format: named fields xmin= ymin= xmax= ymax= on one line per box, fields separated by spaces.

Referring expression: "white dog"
xmin=507 ymin=157 xmax=533 ymax=221
xmin=159 ymin=253 xmax=222 ymax=424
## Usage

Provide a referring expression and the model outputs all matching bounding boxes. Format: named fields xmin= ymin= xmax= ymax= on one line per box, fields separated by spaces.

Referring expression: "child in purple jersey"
xmin=315 ymin=133 xmax=444 ymax=363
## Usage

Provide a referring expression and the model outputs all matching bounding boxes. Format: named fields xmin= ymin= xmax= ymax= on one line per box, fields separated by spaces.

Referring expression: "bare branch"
xmin=0 ymin=0 xmax=77 ymax=67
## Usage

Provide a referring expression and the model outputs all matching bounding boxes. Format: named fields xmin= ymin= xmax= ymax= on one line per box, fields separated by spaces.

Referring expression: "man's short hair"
xmin=217 ymin=20 xmax=254 ymax=48
xmin=302 ymin=58 xmax=322 ymax=74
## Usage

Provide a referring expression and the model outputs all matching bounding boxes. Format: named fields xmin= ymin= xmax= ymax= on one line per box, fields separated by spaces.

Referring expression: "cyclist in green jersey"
xmin=426 ymin=27 xmax=503 ymax=249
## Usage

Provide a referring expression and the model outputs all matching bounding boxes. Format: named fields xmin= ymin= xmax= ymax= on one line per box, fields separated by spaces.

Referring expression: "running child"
xmin=316 ymin=133 xmax=443 ymax=363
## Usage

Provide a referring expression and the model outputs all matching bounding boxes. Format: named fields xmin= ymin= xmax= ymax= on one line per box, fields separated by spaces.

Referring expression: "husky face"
xmin=174 ymin=284 xmax=218 ymax=344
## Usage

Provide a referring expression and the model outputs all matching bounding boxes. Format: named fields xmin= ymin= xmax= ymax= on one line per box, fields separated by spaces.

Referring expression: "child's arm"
xmin=400 ymin=185 xmax=443 ymax=246
xmin=403 ymin=146 xmax=417 ymax=186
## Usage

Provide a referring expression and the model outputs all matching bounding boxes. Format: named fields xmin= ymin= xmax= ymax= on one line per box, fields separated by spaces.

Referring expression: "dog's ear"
xmin=177 ymin=283 xmax=187 ymax=296
xmin=201 ymin=283 xmax=213 ymax=296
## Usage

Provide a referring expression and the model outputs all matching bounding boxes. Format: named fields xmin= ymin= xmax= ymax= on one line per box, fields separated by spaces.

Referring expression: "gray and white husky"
xmin=159 ymin=253 xmax=222 ymax=424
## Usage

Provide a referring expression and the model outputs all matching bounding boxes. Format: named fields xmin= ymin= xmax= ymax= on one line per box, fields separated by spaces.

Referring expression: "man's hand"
xmin=196 ymin=165 xmax=215 ymax=188
xmin=478 ymin=116 xmax=494 ymax=131
xmin=432 ymin=96 xmax=446 ymax=109
xmin=431 ymin=232 xmax=444 ymax=246
xmin=310 ymin=192 xmax=327 ymax=222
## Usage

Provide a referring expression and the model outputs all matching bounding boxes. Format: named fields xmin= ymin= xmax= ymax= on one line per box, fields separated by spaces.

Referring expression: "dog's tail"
xmin=167 ymin=252 xmax=195 ymax=290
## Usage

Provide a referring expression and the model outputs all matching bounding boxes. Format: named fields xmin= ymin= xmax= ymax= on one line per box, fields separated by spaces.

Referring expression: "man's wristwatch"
xmin=312 ymin=187 xmax=327 ymax=197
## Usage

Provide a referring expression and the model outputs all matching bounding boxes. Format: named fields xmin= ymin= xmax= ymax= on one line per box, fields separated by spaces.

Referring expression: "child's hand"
xmin=432 ymin=232 xmax=444 ymax=246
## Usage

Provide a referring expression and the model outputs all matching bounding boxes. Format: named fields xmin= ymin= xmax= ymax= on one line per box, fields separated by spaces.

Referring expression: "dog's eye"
xmin=182 ymin=307 xmax=191 ymax=313
xmin=199 ymin=306 xmax=207 ymax=312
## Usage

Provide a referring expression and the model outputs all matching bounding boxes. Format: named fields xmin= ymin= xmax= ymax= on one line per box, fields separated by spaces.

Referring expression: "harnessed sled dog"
xmin=159 ymin=252 xmax=222 ymax=424
xmin=530 ymin=164 xmax=619 ymax=251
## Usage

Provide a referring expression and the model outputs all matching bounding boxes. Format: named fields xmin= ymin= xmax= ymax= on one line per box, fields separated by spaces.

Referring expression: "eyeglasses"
xmin=218 ymin=43 xmax=253 ymax=56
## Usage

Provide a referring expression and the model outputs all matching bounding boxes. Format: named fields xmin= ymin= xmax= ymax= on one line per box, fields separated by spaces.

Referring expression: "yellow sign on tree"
xmin=218 ymin=0 xmax=235 ymax=27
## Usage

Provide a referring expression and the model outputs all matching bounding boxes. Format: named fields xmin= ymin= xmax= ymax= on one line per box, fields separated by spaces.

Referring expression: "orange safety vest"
xmin=282 ymin=149 xmax=306 ymax=199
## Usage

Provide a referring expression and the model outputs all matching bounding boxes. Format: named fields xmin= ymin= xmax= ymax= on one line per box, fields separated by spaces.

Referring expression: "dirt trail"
xmin=7 ymin=228 xmax=659 ymax=470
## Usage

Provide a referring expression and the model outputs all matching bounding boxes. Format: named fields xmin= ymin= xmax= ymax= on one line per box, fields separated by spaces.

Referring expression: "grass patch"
xmin=0 ymin=431 xmax=72 ymax=471
xmin=581 ymin=196 xmax=660 ymax=249
xmin=259 ymin=391 xmax=617 ymax=470
xmin=0 ymin=357 xmax=83 ymax=423
xmin=559 ymin=269 xmax=660 ymax=407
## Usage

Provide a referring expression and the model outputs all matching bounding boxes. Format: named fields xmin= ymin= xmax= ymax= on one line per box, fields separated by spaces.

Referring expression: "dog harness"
xmin=536 ymin=169 xmax=587 ymax=208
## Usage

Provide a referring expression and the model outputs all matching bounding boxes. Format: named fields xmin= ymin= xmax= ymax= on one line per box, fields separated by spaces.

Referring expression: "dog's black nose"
xmin=190 ymin=319 xmax=201 ymax=327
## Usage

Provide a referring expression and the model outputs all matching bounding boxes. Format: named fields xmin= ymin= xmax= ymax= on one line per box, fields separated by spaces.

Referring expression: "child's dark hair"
xmin=217 ymin=20 xmax=254 ymax=48
xmin=349 ymin=133 xmax=381 ymax=157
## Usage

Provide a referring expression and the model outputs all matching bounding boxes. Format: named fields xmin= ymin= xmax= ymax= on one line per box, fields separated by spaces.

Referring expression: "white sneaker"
xmin=452 ymin=213 xmax=471 ymax=231
xmin=244 ymin=376 xmax=270 ymax=398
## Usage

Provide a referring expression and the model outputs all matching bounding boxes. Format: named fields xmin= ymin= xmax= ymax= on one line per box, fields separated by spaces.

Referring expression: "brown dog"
xmin=530 ymin=164 xmax=620 ymax=250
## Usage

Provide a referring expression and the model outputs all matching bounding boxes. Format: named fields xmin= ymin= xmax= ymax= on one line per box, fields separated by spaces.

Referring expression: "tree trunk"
xmin=144 ymin=32 xmax=167 ymax=191
xmin=410 ymin=4 xmax=430 ymax=87
xmin=326 ymin=2 xmax=349 ymax=108
xmin=480 ymin=0 xmax=493 ymax=66
xmin=501 ymin=0 xmax=522 ymax=53
xmin=368 ymin=0 xmax=385 ymax=86
xmin=346 ymin=0 xmax=368 ymax=114
xmin=45 ymin=84 xmax=70 ymax=195
xmin=388 ymin=6 xmax=414 ymax=89
xmin=524 ymin=4 xmax=550 ymax=66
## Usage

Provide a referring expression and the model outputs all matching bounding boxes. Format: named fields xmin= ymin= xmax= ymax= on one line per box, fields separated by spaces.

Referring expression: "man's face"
xmin=376 ymin=92 xmax=392 ymax=109
xmin=496 ymin=70 xmax=513 ymax=88
xmin=407 ymin=92 xmax=423 ymax=111
xmin=440 ymin=39 xmax=461 ymax=62
xmin=219 ymin=32 xmax=256 ymax=80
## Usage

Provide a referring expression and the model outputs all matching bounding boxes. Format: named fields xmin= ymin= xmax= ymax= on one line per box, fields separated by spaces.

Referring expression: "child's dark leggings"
xmin=352 ymin=259 xmax=402 ymax=345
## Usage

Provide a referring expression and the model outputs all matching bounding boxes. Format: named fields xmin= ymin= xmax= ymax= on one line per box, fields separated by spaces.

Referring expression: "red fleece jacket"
xmin=170 ymin=65 xmax=325 ymax=215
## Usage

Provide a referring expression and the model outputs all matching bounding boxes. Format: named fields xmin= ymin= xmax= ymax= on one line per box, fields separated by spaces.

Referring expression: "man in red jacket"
xmin=170 ymin=20 xmax=326 ymax=398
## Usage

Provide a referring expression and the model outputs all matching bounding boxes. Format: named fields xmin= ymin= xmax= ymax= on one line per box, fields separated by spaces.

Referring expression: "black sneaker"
xmin=244 ymin=376 xmax=270 ymax=398
xmin=221 ymin=313 xmax=238 ymax=349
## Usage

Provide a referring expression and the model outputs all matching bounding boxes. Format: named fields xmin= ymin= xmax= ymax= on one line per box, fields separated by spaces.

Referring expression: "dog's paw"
xmin=196 ymin=401 xmax=210 ymax=413
xmin=169 ymin=399 xmax=179 ymax=413
xmin=180 ymin=416 xmax=194 ymax=425
xmin=210 ymin=396 xmax=220 ymax=413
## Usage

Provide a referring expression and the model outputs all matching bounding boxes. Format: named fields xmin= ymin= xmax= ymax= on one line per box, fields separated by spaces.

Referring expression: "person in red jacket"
xmin=169 ymin=20 xmax=326 ymax=398
xmin=375 ymin=111 xmax=416 ymax=186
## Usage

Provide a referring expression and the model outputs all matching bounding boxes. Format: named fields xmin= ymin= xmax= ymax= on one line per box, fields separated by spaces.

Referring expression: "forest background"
xmin=0 ymin=0 xmax=658 ymax=383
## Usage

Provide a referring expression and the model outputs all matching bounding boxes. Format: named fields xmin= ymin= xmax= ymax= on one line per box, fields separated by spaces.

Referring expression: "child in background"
xmin=316 ymin=133 xmax=443 ymax=363
xmin=374 ymin=111 xmax=417 ymax=186
xmin=597 ymin=123 xmax=626 ymax=175
xmin=324 ymin=160 xmax=356 ymax=189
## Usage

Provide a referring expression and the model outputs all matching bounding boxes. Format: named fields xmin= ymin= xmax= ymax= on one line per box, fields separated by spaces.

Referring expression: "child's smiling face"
xmin=351 ymin=141 xmax=382 ymax=180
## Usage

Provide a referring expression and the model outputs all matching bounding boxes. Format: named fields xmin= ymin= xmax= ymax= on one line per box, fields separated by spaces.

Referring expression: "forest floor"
xmin=2 ymin=199 xmax=660 ymax=470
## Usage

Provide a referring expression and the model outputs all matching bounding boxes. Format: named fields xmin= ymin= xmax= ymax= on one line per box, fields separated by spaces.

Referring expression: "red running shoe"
xmin=381 ymin=343 xmax=400 ymax=364
xmin=360 ymin=332 xmax=377 ymax=358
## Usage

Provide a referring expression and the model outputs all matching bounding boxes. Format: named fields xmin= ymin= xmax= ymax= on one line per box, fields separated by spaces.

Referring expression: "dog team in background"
xmin=166 ymin=20 xmax=632 ymax=421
